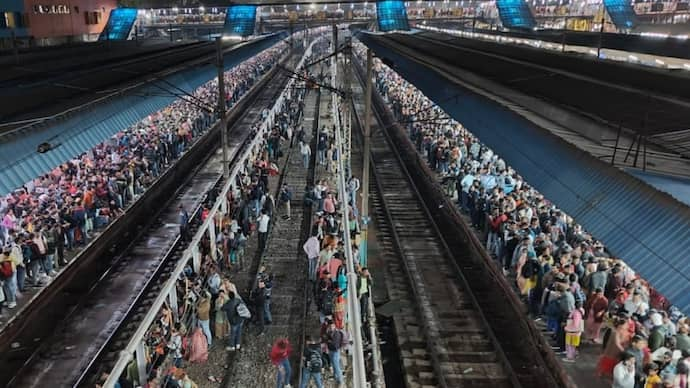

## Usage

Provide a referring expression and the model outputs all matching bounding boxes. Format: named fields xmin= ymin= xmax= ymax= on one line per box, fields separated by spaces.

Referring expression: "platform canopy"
xmin=358 ymin=31 xmax=690 ymax=315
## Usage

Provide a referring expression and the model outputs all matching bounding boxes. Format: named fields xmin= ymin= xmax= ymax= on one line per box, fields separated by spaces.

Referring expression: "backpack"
xmin=236 ymin=302 xmax=251 ymax=319
xmin=322 ymin=289 xmax=335 ymax=316
xmin=0 ymin=261 xmax=12 ymax=279
xmin=338 ymin=329 xmax=350 ymax=349
xmin=306 ymin=348 xmax=323 ymax=372
xmin=327 ymin=329 xmax=343 ymax=351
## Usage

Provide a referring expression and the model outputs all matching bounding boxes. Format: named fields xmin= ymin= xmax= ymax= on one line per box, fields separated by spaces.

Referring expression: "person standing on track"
xmin=346 ymin=175 xmax=360 ymax=209
xmin=303 ymin=230 xmax=320 ymax=282
xmin=179 ymin=205 xmax=189 ymax=242
xmin=299 ymin=337 xmax=324 ymax=388
xmin=223 ymin=290 xmax=248 ymax=351
xmin=270 ymin=338 xmax=293 ymax=388
xmin=257 ymin=209 xmax=270 ymax=254
xmin=253 ymin=280 xmax=269 ymax=335
xmin=300 ymin=140 xmax=311 ymax=169
xmin=323 ymin=319 xmax=345 ymax=387
xmin=197 ymin=291 xmax=212 ymax=347
xmin=279 ymin=183 xmax=293 ymax=220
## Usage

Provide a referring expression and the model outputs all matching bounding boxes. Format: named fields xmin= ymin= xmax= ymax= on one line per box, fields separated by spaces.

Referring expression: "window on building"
xmin=85 ymin=11 xmax=102 ymax=25
xmin=2 ymin=12 xmax=26 ymax=28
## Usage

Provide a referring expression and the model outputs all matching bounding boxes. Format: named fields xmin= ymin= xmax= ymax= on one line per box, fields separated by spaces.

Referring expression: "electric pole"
xmin=216 ymin=37 xmax=229 ymax=178
xmin=361 ymin=48 xmax=373 ymax=266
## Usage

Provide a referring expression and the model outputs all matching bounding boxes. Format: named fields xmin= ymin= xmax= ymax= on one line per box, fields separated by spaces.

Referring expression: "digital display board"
xmin=496 ymin=0 xmax=536 ymax=29
xmin=603 ymin=0 xmax=637 ymax=29
xmin=376 ymin=0 xmax=410 ymax=32
xmin=224 ymin=5 xmax=257 ymax=37
xmin=99 ymin=8 xmax=137 ymax=41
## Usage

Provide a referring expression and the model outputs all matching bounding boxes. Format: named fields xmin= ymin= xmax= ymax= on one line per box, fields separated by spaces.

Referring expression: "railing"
xmin=102 ymin=33 xmax=318 ymax=388
xmin=330 ymin=49 xmax=368 ymax=388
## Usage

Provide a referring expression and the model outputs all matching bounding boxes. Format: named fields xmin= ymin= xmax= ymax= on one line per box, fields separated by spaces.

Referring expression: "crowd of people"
xmin=103 ymin=31 xmax=373 ymax=388
xmin=0 ymin=39 xmax=289 ymax=321
xmin=355 ymin=41 xmax=690 ymax=388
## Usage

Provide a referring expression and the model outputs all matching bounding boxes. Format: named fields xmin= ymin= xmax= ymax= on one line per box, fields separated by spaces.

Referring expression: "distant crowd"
xmin=0 ymin=39 xmax=289 ymax=317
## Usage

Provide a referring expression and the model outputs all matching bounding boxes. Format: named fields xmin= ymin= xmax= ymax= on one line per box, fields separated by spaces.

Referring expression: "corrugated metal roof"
xmin=0 ymin=34 xmax=282 ymax=195
xmin=626 ymin=169 xmax=690 ymax=207
xmin=0 ymin=93 xmax=170 ymax=194
xmin=360 ymin=33 xmax=690 ymax=314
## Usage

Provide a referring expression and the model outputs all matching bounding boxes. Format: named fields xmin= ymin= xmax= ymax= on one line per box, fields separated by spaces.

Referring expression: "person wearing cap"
xmin=585 ymin=287 xmax=609 ymax=344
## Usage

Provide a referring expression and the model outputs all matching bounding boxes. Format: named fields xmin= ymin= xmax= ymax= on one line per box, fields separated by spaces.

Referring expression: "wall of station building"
xmin=1 ymin=0 xmax=116 ymax=47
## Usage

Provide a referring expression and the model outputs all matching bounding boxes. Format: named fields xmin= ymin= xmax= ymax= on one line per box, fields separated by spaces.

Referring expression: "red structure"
xmin=23 ymin=0 xmax=117 ymax=44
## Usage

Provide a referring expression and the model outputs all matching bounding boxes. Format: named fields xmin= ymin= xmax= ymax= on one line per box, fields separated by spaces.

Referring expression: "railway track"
xmin=78 ymin=52 xmax=305 ymax=388
xmin=222 ymin=38 xmax=328 ymax=388
xmin=3 ymin=50 xmax=298 ymax=388
xmin=351 ymin=53 xmax=562 ymax=388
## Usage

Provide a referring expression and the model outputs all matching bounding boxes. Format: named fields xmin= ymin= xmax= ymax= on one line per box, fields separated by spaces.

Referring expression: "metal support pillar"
xmin=561 ymin=17 xmax=568 ymax=53
xmin=135 ymin=340 xmax=147 ymax=386
xmin=623 ymin=134 xmax=638 ymax=164
xmin=361 ymin=49 xmax=373 ymax=267
xmin=642 ymin=136 xmax=647 ymax=171
xmin=597 ymin=15 xmax=605 ymax=59
xmin=633 ymin=133 xmax=642 ymax=168
xmin=11 ymin=30 xmax=19 ymax=65
xmin=192 ymin=246 xmax=201 ymax=273
xmin=208 ymin=222 xmax=217 ymax=260
xmin=611 ymin=123 xmax=622 ymax=165
xmin=217 ymin=37 xmax=229 ymax=179
xmin=343 ymin=38 xmax=352 ymax=177
xmin=168 ymin=286 xmax=179 ymax=322
xmin=333 ymin=23 xmax=338 ymax=56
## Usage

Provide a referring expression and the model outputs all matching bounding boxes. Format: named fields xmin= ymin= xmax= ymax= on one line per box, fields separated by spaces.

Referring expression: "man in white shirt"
xmin=303 ymin=231 xmax=320 ymax=282
xmin=257 ymin=209 xmax=270 ymax=253
xmin=347 ymin=175 xmax=361 ymax=208
xmin=300 ymin=140 xmax=312 ymax=169
xmin=612 ymin=352 xmax=636 ymax=388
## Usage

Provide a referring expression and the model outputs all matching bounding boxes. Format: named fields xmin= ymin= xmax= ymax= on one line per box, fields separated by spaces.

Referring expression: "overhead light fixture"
xmin=199 ymin=5 xmax=205 ymax=12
